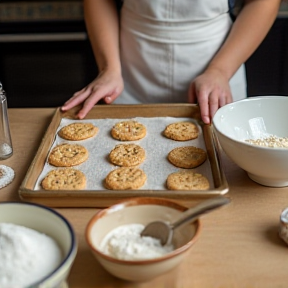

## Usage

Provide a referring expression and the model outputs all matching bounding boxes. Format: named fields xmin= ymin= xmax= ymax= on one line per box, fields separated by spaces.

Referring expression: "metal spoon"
xmin=140 ymin=196 xmax=230 ymax=245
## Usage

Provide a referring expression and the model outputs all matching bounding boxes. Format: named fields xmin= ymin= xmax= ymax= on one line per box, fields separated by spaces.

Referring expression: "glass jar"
xmin=0 ymin=82 xmax=13 ymax=159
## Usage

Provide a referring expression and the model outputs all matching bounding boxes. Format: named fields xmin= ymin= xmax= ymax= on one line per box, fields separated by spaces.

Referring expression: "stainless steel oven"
xmin=0 ymin=0 xmax=98 ymax=108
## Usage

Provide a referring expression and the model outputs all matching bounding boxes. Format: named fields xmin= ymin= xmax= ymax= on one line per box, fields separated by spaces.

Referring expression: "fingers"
xmin=61 ymin=85 xmax=105 ymax=119
xmin=197 ymin=89 xmax=211 ymax=125
xmin=77 ymin=84 xmax=123 ymax=119
xmin=61 ymin=70 xmax=124 ymax=119
xmin=208 ymin=91 xmax=222 ymax=123
xmin=103 ymin=86 xmax=122 ymax=104
xmin=77 ymin=97 xmax=97 ymax=119
xmin=75 ymin=87 xmax=114 ymax=119
xmin=61 ymin=87 xmax=92 ymax=111
xmin=60 ymin=86 xmax=98 ymax=120
xmin=188 ymin=82 xmax=212 ymax=124
xmin=197 ymin=88 xmax=232 ymax=125
xmin=189 ymin=68 xmax=233 ymax=125
xmin=61 ymin=73 xmax=124 ymax=119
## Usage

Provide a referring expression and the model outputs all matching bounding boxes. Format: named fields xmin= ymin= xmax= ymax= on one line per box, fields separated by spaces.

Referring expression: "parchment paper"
xmin=35 ymin=117 xmax=214 ymax=190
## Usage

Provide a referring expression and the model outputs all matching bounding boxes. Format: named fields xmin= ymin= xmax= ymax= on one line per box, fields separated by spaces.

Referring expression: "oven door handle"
xmin=0 ymin=32 xmax=87 ymax=42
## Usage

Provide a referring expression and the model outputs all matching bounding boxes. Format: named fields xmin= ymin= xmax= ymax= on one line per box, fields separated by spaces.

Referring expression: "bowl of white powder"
xmin=85 ymin=197 xmax=201 ymax=282
xmin=213 ymin=96 xmax=288 ymax=187
xmin=0 ymin=202 xmax=77 ymax=288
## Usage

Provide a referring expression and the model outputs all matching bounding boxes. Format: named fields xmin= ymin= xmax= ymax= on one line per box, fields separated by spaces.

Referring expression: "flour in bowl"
xmin=245 ymin=135 xmax=288 ymax=148
xmin=99 ymin=223 xmax=174 ymax=260
xmin=0 ymin=223 xmax=62 ymax=287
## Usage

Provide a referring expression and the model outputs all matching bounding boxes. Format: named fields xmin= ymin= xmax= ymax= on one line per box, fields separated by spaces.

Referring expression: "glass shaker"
xmin=0 ymin=82 xmax=13 ymax=159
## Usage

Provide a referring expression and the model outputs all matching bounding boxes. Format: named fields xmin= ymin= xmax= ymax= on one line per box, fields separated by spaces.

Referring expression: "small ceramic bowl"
xmin=85 ymin=197 xmax=201 ymax=282
xmin=213 ymin=96 xmax=288 ymax=187
xmin=0 ymin=202 xmax=77 ymax=288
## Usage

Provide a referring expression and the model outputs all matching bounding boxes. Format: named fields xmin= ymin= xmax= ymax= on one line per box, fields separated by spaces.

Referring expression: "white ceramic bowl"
xmin=213 ymin=96 xmax=288 ymax=187
xmin=0 ymin=202 xmax=77 ymax=288
xmin=85 ymin=197 xmax=201 ymax=282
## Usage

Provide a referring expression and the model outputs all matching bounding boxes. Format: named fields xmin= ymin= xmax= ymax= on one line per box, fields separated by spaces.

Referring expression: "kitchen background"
xmin=0 ymin=0 xmax=287 ymax=108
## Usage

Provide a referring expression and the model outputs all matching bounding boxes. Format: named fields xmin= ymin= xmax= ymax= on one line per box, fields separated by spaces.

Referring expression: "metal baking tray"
xmin=19 ymin=104 xmax=228 ymax=207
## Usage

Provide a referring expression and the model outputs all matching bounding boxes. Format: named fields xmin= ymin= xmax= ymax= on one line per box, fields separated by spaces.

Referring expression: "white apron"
xmin=114 ymin=0 xmax=247 ymax=104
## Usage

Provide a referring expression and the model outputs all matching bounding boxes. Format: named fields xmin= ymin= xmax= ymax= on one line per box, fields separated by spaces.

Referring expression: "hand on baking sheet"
xmin=188 ymin=67 xmax=233 ymax=125
xmin=61 ymin=69 xmax=124 ymax=119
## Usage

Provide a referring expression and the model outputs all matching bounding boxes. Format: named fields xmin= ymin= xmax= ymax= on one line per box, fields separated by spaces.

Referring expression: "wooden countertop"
xmin=2 ymin=108 xmax=288 ymax=288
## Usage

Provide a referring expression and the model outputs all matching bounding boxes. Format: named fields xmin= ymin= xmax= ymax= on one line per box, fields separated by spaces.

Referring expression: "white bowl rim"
xmin=0 ymin=201 xmax=77 ymax=287
xmin=85 ymin=197 xmax=202 ymax=266
xmin=212 ymin=96 xmax=288 ymax=151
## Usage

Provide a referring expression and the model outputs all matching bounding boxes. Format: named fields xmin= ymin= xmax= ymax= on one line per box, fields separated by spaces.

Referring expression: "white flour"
xmin=0 ymin=223 xmax=62 ymax=287
xmin=100 ymin=223 xmax=174 ymax=260
xmin=0 ymin=143 xmax=12 ymax=156
xmin=0 ymin=165 xmax=15 ymax=189
xmin=245 ymin=135 xmax=288 ymax=148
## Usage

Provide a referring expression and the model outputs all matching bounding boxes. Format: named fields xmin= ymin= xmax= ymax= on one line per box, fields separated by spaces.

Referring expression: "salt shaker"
xmin=0 ymin=82 xmax=13 ymax=159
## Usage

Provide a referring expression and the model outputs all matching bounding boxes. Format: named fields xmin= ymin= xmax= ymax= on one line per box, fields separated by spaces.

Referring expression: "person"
xmin=61 ymin=0 xmax=281 ymax=124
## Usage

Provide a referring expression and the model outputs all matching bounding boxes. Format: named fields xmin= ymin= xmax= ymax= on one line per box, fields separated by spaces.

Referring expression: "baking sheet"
xmin=35 ymin=117 xmax=214 ymax=190
xmin=19 ymin=104 xmax=228 ymax=207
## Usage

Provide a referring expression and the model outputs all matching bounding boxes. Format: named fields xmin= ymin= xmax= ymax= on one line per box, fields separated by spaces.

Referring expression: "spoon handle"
xmin=171 ymin=196 xmax=230 ymax=230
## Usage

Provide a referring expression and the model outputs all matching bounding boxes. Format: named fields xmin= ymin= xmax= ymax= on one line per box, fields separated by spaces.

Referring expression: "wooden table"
xmin=2 ymin=108 xmax=288 ymax=288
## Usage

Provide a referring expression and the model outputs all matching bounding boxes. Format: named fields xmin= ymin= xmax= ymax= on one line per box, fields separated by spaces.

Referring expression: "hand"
xmin=188 ymin=68 xmax=232 ymax=124
xmin=61 ymin=69 xmax=124 ymax=119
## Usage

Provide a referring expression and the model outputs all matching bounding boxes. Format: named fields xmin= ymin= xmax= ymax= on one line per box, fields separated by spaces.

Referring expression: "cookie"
xmin=109 ymin=144 xmax=146 ymax=167
xmin=105 ymin=167 xmax=147 ymax=190
xmin=58 ymin=122 xmax=98 ymax=141
xmin=0 ymin=165 xmax=15 ymax=189
xmin=111 ymin=120 xmax=146 ymax=141
xmin=48 ymin=143 xmax=88 ymax=167
xmin=168 ymin=146 xmax=207 ymax=168
xmin=164 ymin=121 xmax=199 ymax=141
xmin=167 ymin=170 xmax=210 ymax=190
xmin=41 ymin=168 xmax=86 ymax=190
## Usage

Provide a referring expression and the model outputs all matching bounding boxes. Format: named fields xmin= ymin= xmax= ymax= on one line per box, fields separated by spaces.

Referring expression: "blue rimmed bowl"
xmin=0 ymin=202 xmax=77 ymax=288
